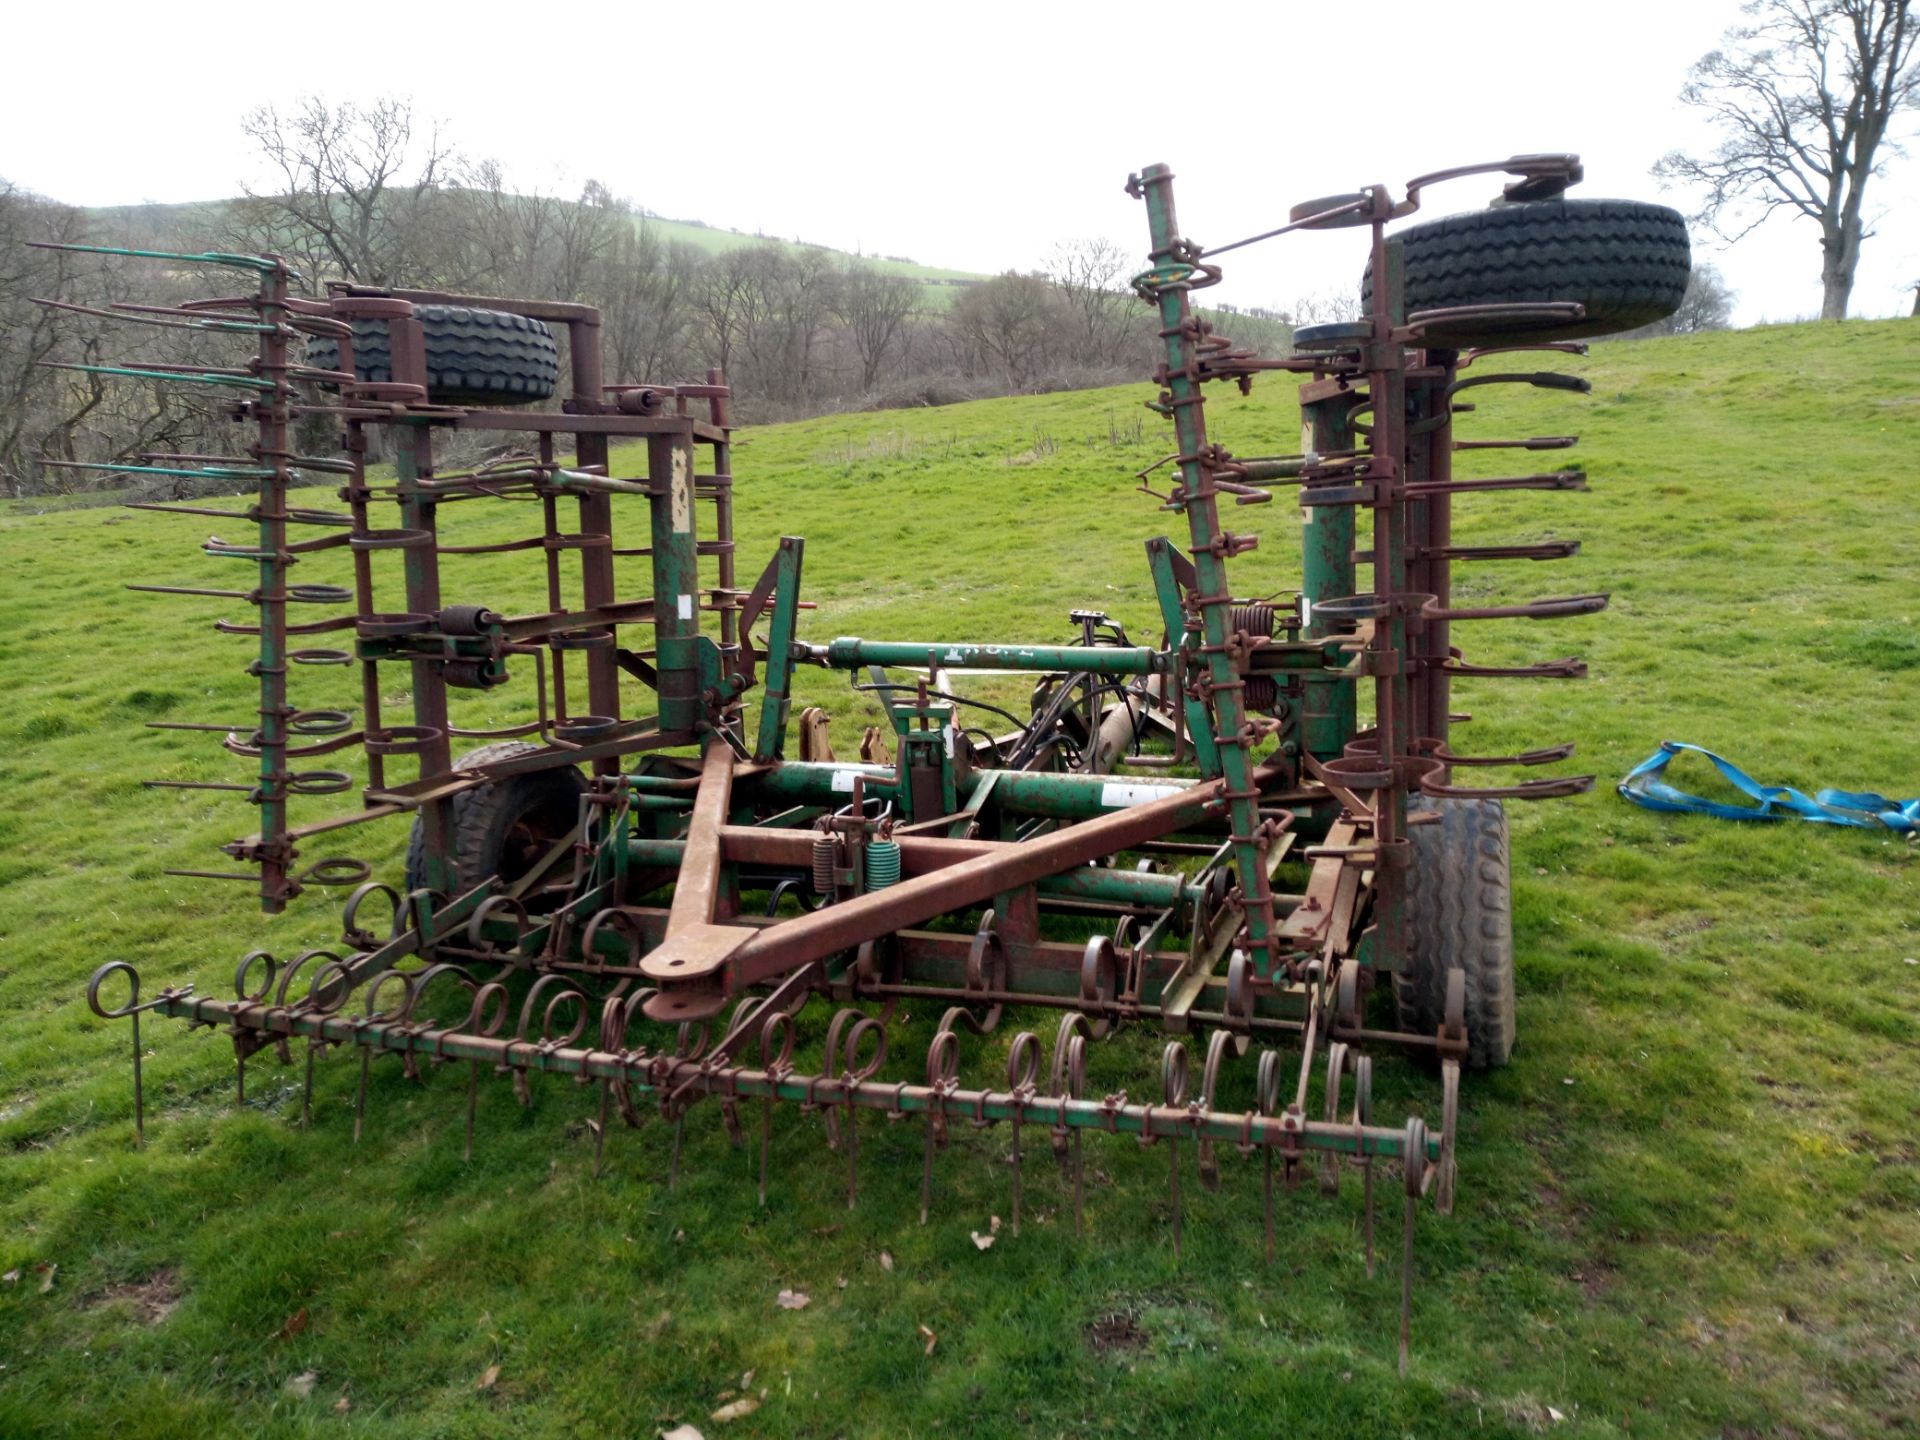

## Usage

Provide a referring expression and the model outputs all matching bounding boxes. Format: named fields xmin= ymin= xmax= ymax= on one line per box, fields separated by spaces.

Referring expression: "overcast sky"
xmin=5 ymin=1 xmax=1916 ymax=325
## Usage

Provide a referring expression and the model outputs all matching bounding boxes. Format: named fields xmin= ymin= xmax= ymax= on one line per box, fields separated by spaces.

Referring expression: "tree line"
xmin=0 ymin=98 xmax=1299 ymax=500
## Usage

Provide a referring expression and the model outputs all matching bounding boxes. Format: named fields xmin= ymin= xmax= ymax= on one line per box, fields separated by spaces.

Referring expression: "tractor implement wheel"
xmin=404 ymin=741 xmax=586 ymax=897
xmin=307 ymin=304 xmax=560 ymax=407
xmin=1396 ymin=797 xmax=1515 ymax=1069
xmin=1362 ymin=198 xmax=1691 ymax=346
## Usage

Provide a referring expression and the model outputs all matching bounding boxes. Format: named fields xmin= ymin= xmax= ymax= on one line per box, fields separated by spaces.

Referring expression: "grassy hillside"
xmin=84 ymin=198 xmax=988 ymax=300
xmin=1 ymin=320 xmax=1917 ymax=1439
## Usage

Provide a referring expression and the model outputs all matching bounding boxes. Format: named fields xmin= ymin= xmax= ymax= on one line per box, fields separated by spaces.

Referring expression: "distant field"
xmin=81 ymin=196 xmax=989 ymax=301
xmin=1 ymin=320 xmax=1916 ymax=1438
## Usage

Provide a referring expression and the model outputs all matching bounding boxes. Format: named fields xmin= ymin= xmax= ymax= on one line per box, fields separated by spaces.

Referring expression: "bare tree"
xmin=0 ymin=182 xmax=89 ymax=493
xmin=832 ymin=260 xmax=919 ymax=391
xmin=1285 ymin=286 xmax=1365 ymax=327
xmin=234 ymin=96 xmax=463 ymax=286
xmin=1045 ymin=238 xmax=1144 ymax=368
xmin=601 ymin=226 xmax=703 ymax=383
xmin=948 ymin=272 xmax=1067 ymax=388
xmin=1654 ymin=0 xmax=1918 ymax=319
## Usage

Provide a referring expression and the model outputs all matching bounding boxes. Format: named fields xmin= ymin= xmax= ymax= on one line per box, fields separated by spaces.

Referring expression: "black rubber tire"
xmin=403 ymin=741 xmax=586 ymax=895
xmin=1395 ymin=797 xmax=1516 ymax=1069
xmin=1362 ymin=198 xmax=1691 ymax=345
xmin=306 ymin=304 xmax=559 ymax=407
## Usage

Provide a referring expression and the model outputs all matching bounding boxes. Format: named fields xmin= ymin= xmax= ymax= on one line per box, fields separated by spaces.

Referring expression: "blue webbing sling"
xmin=1618 ymin=741 xmax=1920 ymax=837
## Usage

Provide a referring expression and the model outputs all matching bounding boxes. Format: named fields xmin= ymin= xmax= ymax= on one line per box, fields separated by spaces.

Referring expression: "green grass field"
xmin=2 ymin=319 xmax=1917 ymax=1439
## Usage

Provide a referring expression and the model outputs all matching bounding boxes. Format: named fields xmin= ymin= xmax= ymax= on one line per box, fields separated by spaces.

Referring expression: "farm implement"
xmin=69 ymin=155 xmax=1688 ymax=1369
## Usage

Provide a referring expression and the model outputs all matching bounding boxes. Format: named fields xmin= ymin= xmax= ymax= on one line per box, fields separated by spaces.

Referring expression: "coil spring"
xmin=812 ymin=834 xmax=839 ymax=896
xmin=1243 ymin=675 xmax=1279 ymax=713
xmin=1231 ymin=603 xmax=1276 ymax=638
xmin=865 ymin=839 xmax=901 ymax=892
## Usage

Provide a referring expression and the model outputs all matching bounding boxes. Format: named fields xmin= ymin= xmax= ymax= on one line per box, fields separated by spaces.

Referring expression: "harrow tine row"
xmin=89 ymin=957 xmax=1450 ymax=1365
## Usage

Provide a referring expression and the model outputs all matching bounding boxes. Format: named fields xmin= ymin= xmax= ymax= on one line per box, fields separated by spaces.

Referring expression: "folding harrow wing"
xmin=74 ymin=155 xmax=1688 ymax=1370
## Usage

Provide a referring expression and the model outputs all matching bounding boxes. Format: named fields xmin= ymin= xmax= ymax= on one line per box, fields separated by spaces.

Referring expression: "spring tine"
xmin=1320 ymin=1041 xmax=1348 ymax=1195
xmin=130 ymin=1011 xmax=145 ymax=1147
xmin=920 ymin=1107 xmax=936 ymax=1225
xmin=1161 ymin=1042 xmax=1188 ymax=1261
xmin=1006 ymin=1033 xmax=1039 ymax=1238
xmin=1400 ymin=1116 xmax=1429 ymax=1377
xmin=1010 ymin=1110 xmax=1023 ymax=1236
xmin=594 ymin=1082 xmax=612 ymax=1178
xmin=845 ymin=1099 xmax=859 ymax=1210
xmin=1169 ymin=1135 xmax=1183 ymax=1261
xmin=351 ymin=1045 xmax=373 ymax=1142
xmin=922 ymin=1030 xmax=958 ymax=1225
xmin=301 ymin=1041 xmax=316 ymax=1127
xmin=1355 ymin=1054 xmax=1376 ymax=1278
xmin=236 ymin=1048 xmax=247 ymax=1107
xmin=1400 ymin=1188 xmax=1417 ymax=1375
xmin=759 ymin=1090 xmax=773 ymax=1207
xmin=464 ymin=1061 xmax=480 ymax=1162
xmin=1263 ymin=1147 xmax=1274 ymax=1262
xmin=1255 ymin=1048 xmax=1281 ymax=1262
xmin=1072 ymin=1126 xmax=1085 ymax=1237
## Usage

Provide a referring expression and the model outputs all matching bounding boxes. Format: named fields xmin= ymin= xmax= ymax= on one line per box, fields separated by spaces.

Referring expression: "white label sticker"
xmin=1100 ymin=781 xmax=1185 ymax=809
xmin=677 ymin=594 xmax=693 ymax=620
xmin=1300 ymin=596 xmax=1312 ymax=628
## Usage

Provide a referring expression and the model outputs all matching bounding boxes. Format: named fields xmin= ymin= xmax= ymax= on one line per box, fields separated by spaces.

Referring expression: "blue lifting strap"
xmin=1618 ymin=741 xmax=1920 ymax=837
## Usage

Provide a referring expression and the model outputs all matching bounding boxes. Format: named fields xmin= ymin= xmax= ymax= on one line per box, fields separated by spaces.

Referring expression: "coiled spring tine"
xmin=1005 ymin=1033 xmax=1040 ymax=1236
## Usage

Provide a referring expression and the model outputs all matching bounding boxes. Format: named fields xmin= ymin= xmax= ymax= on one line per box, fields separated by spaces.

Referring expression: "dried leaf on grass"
xmin=918 ymin=1324 xmax=938 ymax=1355
xmin=275 ymin=1307 xmax=308 ymax=1340
xmin=283 ymin=1370 xmax=318 ymax=1399
xmin=775 ymin=1289 xmax=810 ymax=1310
xmin=711 ymin=1397 xmax=760 ymax=1422
xmin=476 ymin=1363 xmax=501 ymax=1391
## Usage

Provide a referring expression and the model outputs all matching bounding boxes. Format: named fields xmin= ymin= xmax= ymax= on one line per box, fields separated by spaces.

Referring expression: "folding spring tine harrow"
xmin=73 ymin=151 xmax=1691 ymax=1372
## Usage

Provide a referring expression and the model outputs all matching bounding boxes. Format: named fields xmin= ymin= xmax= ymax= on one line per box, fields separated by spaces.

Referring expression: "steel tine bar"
xmin=25 ymin=239 xmax=291 ymax=272
xmin=29 ymin=295 xmax=273 ymax=334
xmin=1201 ymin=192 xmax=1376 ymax=258
xmin=112 ymin=300 xmax=265 ymax=323
xmin=39 ymin=360 xmax=274 ymax=391
xmin=129 ymin=586 xmax=250 ymax=600
xmin=40 ymin=459 xmax=272 ymax=480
